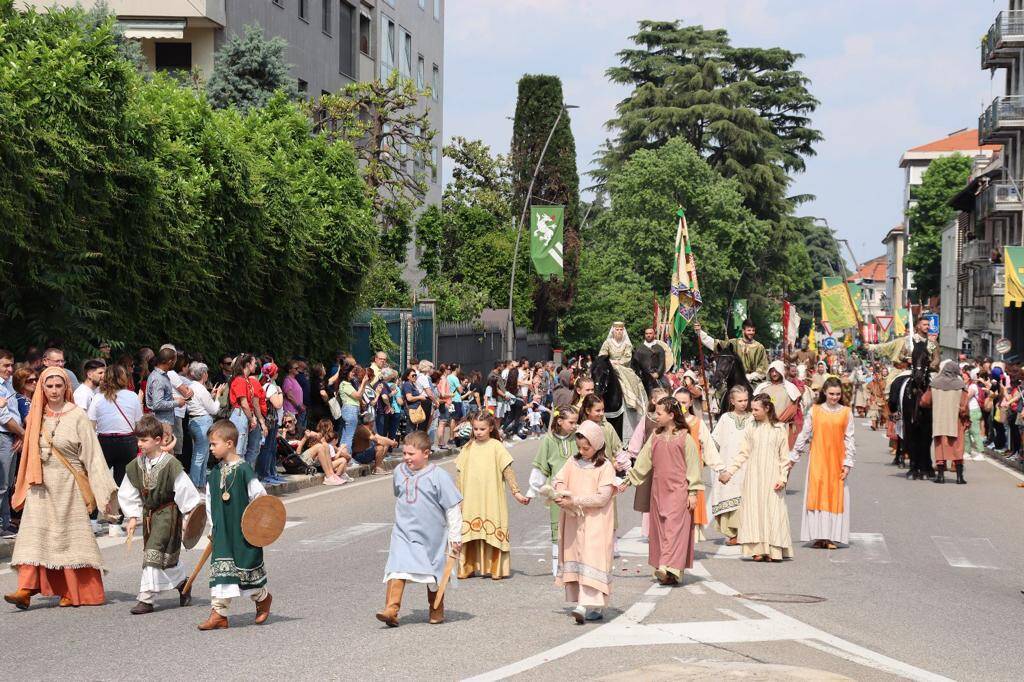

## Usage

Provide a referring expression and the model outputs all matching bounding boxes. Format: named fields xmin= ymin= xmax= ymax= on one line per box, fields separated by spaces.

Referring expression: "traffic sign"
xmin=923 ymin=313 xmax=939 ymax=335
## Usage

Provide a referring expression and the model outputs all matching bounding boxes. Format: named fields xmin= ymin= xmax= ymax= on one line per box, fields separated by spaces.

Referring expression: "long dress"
xmin=598 ymin=338 xmax=646 ymax=412
xmin=686 ymin=417 xmax=722 ymax=540
xmin=455 ymin=438 xmax=515 ymax=578
xmin=727 ymin=421 xmax=793 ymax=560
xmin=12 ymin=408 xmax=118 ymax=605
xmin=919 ymin=388 xmax=969 ymax=468
xmin=554 ymin=457 xmax=616 ymax=608
xmin=527 ymin=431 xmax=578 ymax=542
xmin=790 ymin=404 xmax=855 ymax=545
xmin=710 ymin=412 xmax=753 ymax=539
xmin=627 ymin=430 xmax=701 ymax=579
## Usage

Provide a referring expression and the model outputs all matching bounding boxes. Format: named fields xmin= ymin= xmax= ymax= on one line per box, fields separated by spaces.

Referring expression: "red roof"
xmin=907 ymin=129 xmax=1000 ymax=153
xmin=848 ymin=255 xmax=887 ymax=283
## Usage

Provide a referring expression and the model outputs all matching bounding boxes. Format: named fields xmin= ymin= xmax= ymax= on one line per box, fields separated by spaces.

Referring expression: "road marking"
xmin=615 ymin=526 xmax=650 ymax=557
xmin=707 ymin=543 xmax=742 ymax=560
xmin=931 ymin=536 xmax=1002 ymax=569
xmin=644 ymin=584 xmax=671 ymax=597
xmin=829 ymin=532 xmax=892 ymax=564
xmin=703 ymin=581 xmax=739 ymax=596
xmin=685 ymin=584 xmax=705 ymax=595
xmin=284 ymin=520 xmax=304 ymax=529
xmin=979 ymin=454 xmax=1024 ymax=483
xmin=716 ymin=608 xmax=748 ymax=620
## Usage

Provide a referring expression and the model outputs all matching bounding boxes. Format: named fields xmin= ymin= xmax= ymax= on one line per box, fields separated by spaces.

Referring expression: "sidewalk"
xmin=0 ymin=444 xmax=465 ymax=564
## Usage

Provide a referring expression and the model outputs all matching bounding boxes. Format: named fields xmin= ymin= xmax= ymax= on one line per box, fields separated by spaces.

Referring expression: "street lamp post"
xmin=505 ymin=104 xmax=578 ymax=361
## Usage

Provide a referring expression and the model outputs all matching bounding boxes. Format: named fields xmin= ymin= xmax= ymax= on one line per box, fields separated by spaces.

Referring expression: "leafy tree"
xmin=443 ymin=135 xmax=512 ymax=218
xmin=905 ymin=154 xmax=971 ymax=302
xmin=369 ymin=314 xmax=398 ymax=355
xmin=206 ymin=24 xmax=299 ymax=111
xmin=509 ymin=75 xmax=581 ymax=335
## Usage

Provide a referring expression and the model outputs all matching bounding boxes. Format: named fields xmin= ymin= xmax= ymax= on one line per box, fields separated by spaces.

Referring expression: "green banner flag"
xmin=530 ymin=205 xmax=564 ymax=278
xmin=820 ymin=282 xmax=858 ymax=329
xmin=732 ymin=299 xmax=747 ymax=333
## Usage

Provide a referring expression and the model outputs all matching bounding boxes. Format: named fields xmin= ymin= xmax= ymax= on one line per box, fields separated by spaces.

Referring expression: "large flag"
xmin=808 ymin=320 xmax=817 ymax=352
xmin=894 ymin=308 xmax=909 ymax=336
xmin=820 ymin=281 xmax=859 ymax=329
xmin=782 ymin=300 xmax=800 ymax=348
xmin=732 ymin=299 xmax=748 ymax=333
xmin=670 ymin=208 xmax=702 ymax=362
xmin=1005 ymin=246 xmax=1024 ymax=308
xmin=530 ymin=206 xmax=564 ymax=278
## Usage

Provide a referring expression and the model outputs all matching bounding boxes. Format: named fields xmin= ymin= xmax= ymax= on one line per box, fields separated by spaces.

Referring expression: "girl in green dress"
xmin=527 ymin=406 xmax=579 ymax=576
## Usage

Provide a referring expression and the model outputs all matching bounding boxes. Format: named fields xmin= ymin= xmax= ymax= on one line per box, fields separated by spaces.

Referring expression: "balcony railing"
xmin=974 ymin=263 xmax=1005 ymax=297
xmin=962 ymin=239 xmax=992 ymax=266
xmin=979 ymin=96 xmax=1024 ymax=143
xmin=963 ymin=306 xmax=991 ymax=331
xmin=978 ymin=182 xmax=1024 ymax=218
xmin=982 ymin=10 xmax=1024 ymax=69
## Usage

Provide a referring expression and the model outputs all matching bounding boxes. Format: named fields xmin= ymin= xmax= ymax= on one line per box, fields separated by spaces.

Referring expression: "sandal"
xmin=812 ymin=540 xmax=826 ymax=549
xmin=752 ymin=555 xmax=764 ymax=562
xmin=826 ymin=542 xmax=838 ymax=550
xmin=726 ymin=537 xmax=739 ymax=546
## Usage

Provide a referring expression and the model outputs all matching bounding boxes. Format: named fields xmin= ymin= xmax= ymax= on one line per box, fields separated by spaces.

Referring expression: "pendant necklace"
xmin=221 ymin=462 xmax=238 ymax=502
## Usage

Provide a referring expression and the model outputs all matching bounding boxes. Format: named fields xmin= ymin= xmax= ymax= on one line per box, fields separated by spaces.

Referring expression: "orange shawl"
xmin=12 ymin=366 xmax=74 ymax=511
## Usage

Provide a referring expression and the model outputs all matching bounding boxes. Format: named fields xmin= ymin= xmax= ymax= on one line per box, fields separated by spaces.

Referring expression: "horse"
xmin=707 ymin=346 xmax=752 ymax=415
xmin=590 ymin=355 xmax=643 ymax=442
xmin=901 ymin=346 xmax=934 ymax=480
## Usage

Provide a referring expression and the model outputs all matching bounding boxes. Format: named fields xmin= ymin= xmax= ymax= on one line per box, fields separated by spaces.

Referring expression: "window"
xmin=339 ymin=2 xmax=355 ymax=77
xmin=298 ymin=0 xmax=307 ymax=21
xmin=322 ymin=0 xmax=331 ymax=34
xmin=400 ymin=30 xmax=412 ymax=79
xmin=431 ymin=64 xmax=440 ymax=101
xmin=359 ymin=12 xmax=371 ymax=56
xmin=414 ymin=125 xmax=424 ymax=170
xmin=379 ymin=16 xmax=396 ymax=77
xmin=430 ymin=146 xmax=438 ymax=183
xmin=155 ymin=42 xmax=191 ymax=72
xmin=298 ymin=78 xmax=309 ymax=95
xmin=416 ymin=55 xmax=425 ymax=90
xmin=433 ymin=0 xmax=441 ymax=21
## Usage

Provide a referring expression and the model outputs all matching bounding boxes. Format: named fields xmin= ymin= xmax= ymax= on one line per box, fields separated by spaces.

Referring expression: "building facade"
xmin=881 ymin=225 xmax=905 ymax=314
xmin=848 ymin=255 xmax=888 ymax=322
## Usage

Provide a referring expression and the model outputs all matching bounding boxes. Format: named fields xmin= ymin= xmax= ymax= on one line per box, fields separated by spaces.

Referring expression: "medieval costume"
xmin=624 ymin=404 xmax=658 ymax=540
xmin=698 ymin=330 xmax=769 ymax=384
xmin=598 ymin=323 xmax=647 ymax=412
xmin=552 ymin=370 xmax=575 ymax=411
xmin=685 ymin=415 xmax=723 ymax=541
xmin=199 ymin=459 xmax=271 ymax=630
xmin=725 ymin=420 xmax=793 ymax=561
xmin=555 ymin=421 xmax=616 ymax=623
xmin=527 ymin=426 xmax=579 ymax=575
xmin=710 ymin=410 xmax=753 ymax=542
xmin=635 ymin=337 xmax=669 ymax=391
xmin=119 ymin=453 xmax=202 ymax=613
xmin=455 ymin=438 xmax=521 ymax=579
xmin=7 ymin=367 xmax=118 ymax=609
xmin=866 ymin=370 xmax=886 ymax=430
xmin=790 ymin=402 xmax=855 ymax=546
xmin=626 ymin=429 xmax=702 ymax=584
xmin=919 ymin=360 xmax=969 ymax=485
xmin=753 ymin=360 xmax=804 ymax=448
xmin=867 ymin=333 xmax=940 ymax=372
xmin=809 ymin=362 xmax=828 ymax=396
xmin=378 ymin=462 xmax=463 ymax=626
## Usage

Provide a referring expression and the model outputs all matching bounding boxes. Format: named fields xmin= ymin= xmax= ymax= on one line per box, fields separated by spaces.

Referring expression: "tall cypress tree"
xmin=509 ymin=75 xmax=581 ymax=335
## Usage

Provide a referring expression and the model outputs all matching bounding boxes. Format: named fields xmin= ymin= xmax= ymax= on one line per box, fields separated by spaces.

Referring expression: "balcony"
xmin=977 ymin=182 xmax=1024 ymax=218
xmin=979 ymin=96 xmax=1024 ymax=144
xmin=961 ymin=239 xmax=993 ymax=266
xmin=974 ymin=263 xmax=1005 ymax=297
xmin=982 ymin=11 xmax=1024 ymax=69
xmin=963 ymin=306 xmax=991 ymax=331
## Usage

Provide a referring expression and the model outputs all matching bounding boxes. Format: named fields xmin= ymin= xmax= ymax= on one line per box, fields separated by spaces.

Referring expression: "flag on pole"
xmin=530 ymin=206 xmax=564 ymax=278
xmin=808 ymin=320 xmax=817 ymax=352
xmin=782 ymin=300 xmax=800 ymax=348
xmin=732 ymin=299 xmax=748 ymax=334
xmin=894 ymin=308 xmax=908 ymax=336
xmin=669 ymin=208 xmax=702 ymax=363
xmin=819 ymin=281 xmax=859 ymax=329
xmin=862 ymin=323 xmax=878 ymax=343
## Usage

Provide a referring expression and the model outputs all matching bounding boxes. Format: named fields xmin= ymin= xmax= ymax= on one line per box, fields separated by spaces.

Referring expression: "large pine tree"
xmin=509 ymin=75 xmax=581 ymax=334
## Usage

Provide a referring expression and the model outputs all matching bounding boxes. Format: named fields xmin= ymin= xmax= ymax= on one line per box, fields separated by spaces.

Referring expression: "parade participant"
xmin=710 ymin=386 xmax=752 ymax=545
xmin=197 ymin=419 xmax=272 ymax=631
xmin=579 ymin=394 xmax=623 ymax=469
xmin=554 ymin=420 xmax=617 ymax=624
xmin=527 ymin=406 xmax=579 ymax=576
xmin=674 ymin=388 xmax=723 ymax=540
xmin=919 ymin=360 xmax=970 ymax=485
xmin=455 ymin=413 xmax=529 ymax=580
xmin=809 ymin=361 xmax=828 ymax=396
xmin=377 ymin=431 xmax=463 ymax=627
xmin=694 ymin=319 xmax=769 ymax=384
xmin=118 ymin=415 xmax=203 ymax=615
xmin=598 ymin=322 xmax=647 ymax=412
xmin=789 ymin=377 xmax=854 ymax=549
xmin=623 ymin=388 xmax=668 ymax=541
xmin=571 ymin=376 xmax=595 ymax=409
xmin=865 ymin=316 xmax=940 ymax=372
xmin=634 ymin=328 xmax=669 ymax=391
xmin=5 ymin=367 xmax=119 ymax=610
xmin=677 ymin=370 xmax=704 ymax=419
xmin=718 ymin=394 xmax=793 ymax=562
xmin=886 ymin=361 xmax=911 ymax=464
xmin=851 ymin=363 xmax=870 ymax=418
xmin=788 ymin=338 xmax=816 ymax=378
xmin=753 ymin=360 xmax=803 ymax=448
xmin=621 ymin=397 xmax=701 ymax=585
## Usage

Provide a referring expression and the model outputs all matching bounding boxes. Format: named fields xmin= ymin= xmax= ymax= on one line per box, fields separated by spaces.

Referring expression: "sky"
xmin=443 ymin=0 xmax=1000 ymax=265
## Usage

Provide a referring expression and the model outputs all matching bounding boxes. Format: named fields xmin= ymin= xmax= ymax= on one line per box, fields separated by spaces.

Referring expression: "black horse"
xmin=707 ymin=346 xmax=752 ymax=415
xmin=900 ymin=346 xmax=934 ymax=480
xmin=590 ymin=355 xmax=644 ymax=439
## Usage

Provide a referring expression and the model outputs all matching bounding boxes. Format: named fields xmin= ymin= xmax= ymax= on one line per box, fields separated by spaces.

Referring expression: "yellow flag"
xmin=820 ymin=282 xmax=858 ymax=329
xmin=808 ymin=321 xmax=817 ymax=352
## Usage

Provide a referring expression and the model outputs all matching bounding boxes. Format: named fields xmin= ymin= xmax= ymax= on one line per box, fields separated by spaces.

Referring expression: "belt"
xmin=99 ymin=432 xmax=135 ymax=438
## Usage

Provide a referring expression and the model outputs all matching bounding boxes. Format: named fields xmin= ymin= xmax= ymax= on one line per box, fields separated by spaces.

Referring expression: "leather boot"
xmin=4 ymin=588 xmax=37 ymax=611
xmin=254 ymin=592 xmax=272 ymax=625
xmin=934 ymin=466 xmax=945 ymax=484
xmin=427 ymin=589 xmax=444 ymax=624
xmin=375 ymin=579 xmax=405 ymax=627
xmin=176 ymin=580 xmax=192 ymax=607
xmin=197 ymin=609 xmax=229 ymax=631
xmin=130 ymin=601 xmax=154 ymax=615
xmin=956 ymin=462 xmax=967 ymax=485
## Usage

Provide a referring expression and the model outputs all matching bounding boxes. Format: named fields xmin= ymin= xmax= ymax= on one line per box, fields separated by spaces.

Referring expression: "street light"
xmin=505 ymin=104 xmax=579 ymax=361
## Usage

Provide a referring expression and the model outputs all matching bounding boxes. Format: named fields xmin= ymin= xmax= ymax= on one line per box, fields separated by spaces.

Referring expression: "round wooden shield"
xmin=181 ymin=502 xmax=207 ymax=550
xmin=240 ymin=495 xmax=286 ymax=547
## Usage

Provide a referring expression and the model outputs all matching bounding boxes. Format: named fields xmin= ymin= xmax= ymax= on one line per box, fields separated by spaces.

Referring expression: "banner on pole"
xmin=530 ymin=206 xmax=564 ymax=279
xmin=782 ymin=300 xmax=800 ymax=348
xmin=820 ymin=281 xmax=858 ymax=330
xmin=808 ymin=320 xmax=817 ymax=352
xmin=669 ymin=209 xmax=702 ymax=362
xmin=732 ymin=299 xmax=748 ymax=333
xmin=862 ymin=323 xmax=878 ymax=343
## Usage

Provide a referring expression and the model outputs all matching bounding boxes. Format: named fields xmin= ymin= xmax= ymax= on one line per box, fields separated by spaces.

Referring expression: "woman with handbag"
xmin=5 ymin=366 xmax=119 ymax=609
xmin=401 ymin=367 xmax=430 ymax=433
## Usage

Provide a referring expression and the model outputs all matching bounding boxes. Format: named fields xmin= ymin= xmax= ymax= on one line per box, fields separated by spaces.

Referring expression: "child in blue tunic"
xmin=377 ymin=431 xmax=463 ymax=627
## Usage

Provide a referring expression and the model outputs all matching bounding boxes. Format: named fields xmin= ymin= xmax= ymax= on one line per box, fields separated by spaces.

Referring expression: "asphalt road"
xmin=1 ymin=420 xmax=1021 ymax=681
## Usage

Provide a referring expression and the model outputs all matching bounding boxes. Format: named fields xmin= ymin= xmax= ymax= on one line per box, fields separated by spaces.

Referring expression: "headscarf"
xmin=755 ymin=360 xmax=802 ymax=402
xmin=604 ymin=322 xmax=632 ymax=353
xmin=575 ymin=419 xmax=605 ymax=452
xmin=931 ymin=359 xmax=965 ymax=392
xmin=12 ymin=366 xmax=73 ymax=511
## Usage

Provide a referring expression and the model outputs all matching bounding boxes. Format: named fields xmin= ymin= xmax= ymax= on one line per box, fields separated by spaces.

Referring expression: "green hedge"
xmin=0 ymin=4 xmax=375 ymax=360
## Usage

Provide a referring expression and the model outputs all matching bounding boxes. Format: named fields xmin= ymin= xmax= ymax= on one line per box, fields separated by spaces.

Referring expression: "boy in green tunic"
xmin=526 ymin=406 xmax=579 ymax=576
xmin=198 ymin=420 xmax=273 ymax=631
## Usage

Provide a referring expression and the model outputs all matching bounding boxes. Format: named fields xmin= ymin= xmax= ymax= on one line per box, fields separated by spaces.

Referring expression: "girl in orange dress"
xmin=674 ymin=389 xmax=723 ymax=542
xmin=788 ymin=377 xmax=854 ymax=549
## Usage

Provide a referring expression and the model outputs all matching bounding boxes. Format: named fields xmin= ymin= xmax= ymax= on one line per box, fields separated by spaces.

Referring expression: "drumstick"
xmin=183 ymin=541 xmax=213 ymax=595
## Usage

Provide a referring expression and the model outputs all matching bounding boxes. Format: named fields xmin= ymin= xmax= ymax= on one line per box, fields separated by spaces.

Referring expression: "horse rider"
xmin=634 ymin=328 xmax=671 ymax=392
xmin=864 ymin=316 xmax=940 ymax=373
xmin=598 ymin=322 xmax=648 ymax=413
xmin=694 ymin=319 xmax=769 ymax=385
